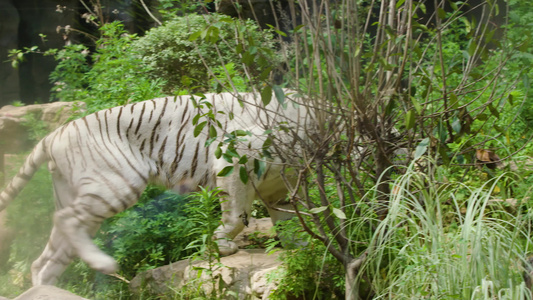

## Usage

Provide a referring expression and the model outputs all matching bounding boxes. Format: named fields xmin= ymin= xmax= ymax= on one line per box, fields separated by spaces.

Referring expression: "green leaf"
xmin=449 ymin=1 xmax=458 ymax=10
xmin=405 ymin=110 xmax=416 ymax=130
xmin=209 ymin=125 xmax=217 ymax=138
xmin=273 ymin=85 xmax=285 ymax=105
xmin=468 ymin=40 xmax=478 ymax=57
xmin=242 ymin=51 xmax=254 ymax=65
xmin=236 ymin=43 xmax=243 ymax=54
xmin=449 ymin=93 xmax=459 ymax=110
xmin=215 ymin=146 xmax=222 ymax=159
xmin=192 ymin=113 xmax=201 ymax=126
xmin=419 ymin=3 xmax=426 ymax=14
xmin=309 ymin=206 xmax=328 ymax=214
xmin=232 ymin=130 xmax=250 ymax=137
xmin=332 ymin=208 xmax=346 ymax=219
xmin=410 ymin=96 xmax=422 ymax=113
xmin=292 ymin=24 xmax=304 ymax=33
xmin=239 ymin=166 xmax=248 ymax=184
xmin=451 ymin=117 xmax=461 ymax=133
xmin=262 ymin=137 xmax=272 ymax=149
xmin=194 ymin=121 xmax=207 ymax=137
xmin=395 ymin=0 xmax=405 ymax=8
xmin=461 ymin=18 xmax=472 ymax=34
xmin=488 ymin=104 xmax=500 ymax=119
xmin=238 ymin=155 xmax=248 ymax=164
xmin=494 ymin=124 xmax=505 ymax=133
xmin=476 ymin=113 xmax=488 ymax=121
xmin=188 ymin=30 xmax=202 ymax=41
xmin=261 ymin=85 xmax=272 ymax=106
xmin=437 ymin=8 xmax=446 ymax=20
xmin=438 ymin=145 xmax=450 ymax=165
xmin=414 ymin=138 xmax=430 ymax=160
xmin=225 ymin=148 xmax=240 ymax=158
xmin=217 ymin=166 xmax=234 ymax=177
xmin=254 ymin=159 xmax=266 ymax=179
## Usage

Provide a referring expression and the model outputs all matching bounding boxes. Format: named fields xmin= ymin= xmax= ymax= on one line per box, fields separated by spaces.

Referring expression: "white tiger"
xmin=0 ymin=91 xmax=312 ymax=286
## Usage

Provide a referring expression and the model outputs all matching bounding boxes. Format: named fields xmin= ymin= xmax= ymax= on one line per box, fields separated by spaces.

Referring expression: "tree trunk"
xmin=345 ymin=253 xmax=367 ymax=300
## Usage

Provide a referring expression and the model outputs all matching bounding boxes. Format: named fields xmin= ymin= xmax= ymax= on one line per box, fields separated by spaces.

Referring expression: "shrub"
xmin=132 ymin=13 xmax=279 ymax=93
xmin=48 ymin=22 xmax=166 ymax=113
xmin=267 ymin=219 xmax=345 ymax=300
xmin=97 ymin=187 xmax=195 ymax=278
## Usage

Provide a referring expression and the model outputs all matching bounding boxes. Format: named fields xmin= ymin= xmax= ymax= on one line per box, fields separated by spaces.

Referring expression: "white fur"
xmin=0 ymin=91 xmax=312 ymax=285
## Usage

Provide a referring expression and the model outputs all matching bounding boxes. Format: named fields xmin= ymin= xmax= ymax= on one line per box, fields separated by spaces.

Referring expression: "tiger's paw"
xmin=216 ymin=238 xmax=238 ymax=256
xmin=88 ymin=255 xmax=119 ymax=275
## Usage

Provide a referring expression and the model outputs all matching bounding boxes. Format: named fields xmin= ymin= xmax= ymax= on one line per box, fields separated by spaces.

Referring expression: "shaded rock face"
xmin=0 ymin=101 xmax=84 ymax=153
xmin=130 ymin=249 xmax=281 ymax=300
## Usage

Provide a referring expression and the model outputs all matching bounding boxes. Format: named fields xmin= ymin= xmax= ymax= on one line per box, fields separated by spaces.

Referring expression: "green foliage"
xmin=48 ymin=22 xmax=165 ymax=112
xmin=183 ymin=187 xmax=227 ymax=299
xmin=156 ymin=0 xmax=209 ymax=20
xmin=9 ymin=100 xmax=25 ymax=107
xmin=268 ymin=219 xmax=345 ymax=299
xmin=98 ymin=187 xmax=195 ymax=279
xmin=1 ymin=157 xmax=54 ymax=297
xmin=210 ymin=63 xmax=248 ymax=93
xmin=359 ymin=163 xmax=532 ymax=298
xmin=57 ymin=260 xmax=130 ymax=300
xmin=185 ymin=187 xmax=223 ymax=259
xmin=20 ymin=113 xmax=49 ymax=143
xmin=133 ymin=13 xmax=278 ymax=93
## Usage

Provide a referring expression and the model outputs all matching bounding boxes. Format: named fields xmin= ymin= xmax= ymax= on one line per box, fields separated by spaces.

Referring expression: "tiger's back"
xmin=46 ymin=96 xmax=216 ymax=213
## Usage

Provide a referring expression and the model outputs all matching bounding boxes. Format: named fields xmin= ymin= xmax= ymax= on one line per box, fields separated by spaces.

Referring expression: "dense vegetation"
xmin=2 ymin=0 xmax=533 ymax=299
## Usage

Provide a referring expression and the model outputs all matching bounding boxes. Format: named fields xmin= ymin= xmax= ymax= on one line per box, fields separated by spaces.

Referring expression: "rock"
xmin=0 ymin=116 xmax=30 ymax=153
xmin=130 ymin=249 xmax=281 ymax=299
xmin=0 ymin=101 xmax=84 ymax=130
xmin=233 ymin=217 xmax=275 ymax=249
xmin=0 ymin=101 xmax=84 ymax=153
xmin=12 ymin=285 xmax=88 ymax=300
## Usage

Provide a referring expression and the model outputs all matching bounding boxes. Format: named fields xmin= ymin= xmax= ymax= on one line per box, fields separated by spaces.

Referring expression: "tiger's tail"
xmin=0 ymin=138 xmax=49 ymax=212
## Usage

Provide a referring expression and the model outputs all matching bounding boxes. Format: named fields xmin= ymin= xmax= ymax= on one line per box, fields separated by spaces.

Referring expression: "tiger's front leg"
xmin=213 ymin=172 xmax=256 ymax=256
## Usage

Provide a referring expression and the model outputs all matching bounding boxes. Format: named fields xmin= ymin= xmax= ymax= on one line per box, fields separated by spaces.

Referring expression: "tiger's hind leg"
xmin=31 ymin=168 xmax=77 ymax=285
xmin=31 ymin=227 xmax=75 ymax=285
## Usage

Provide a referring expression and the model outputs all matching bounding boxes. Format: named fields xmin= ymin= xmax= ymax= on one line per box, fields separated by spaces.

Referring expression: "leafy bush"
xmin=132 ymin=13 xmax=279 ymax=93
xmin=97 ymin=187 xmax=195 ymax=278
xmin=1 ymin=156 xmax=54 ymax=297
xmin=48 ymin=22 xmax=166 ymax=113
xmin=268 ymin=219 xmax=345 ymax=299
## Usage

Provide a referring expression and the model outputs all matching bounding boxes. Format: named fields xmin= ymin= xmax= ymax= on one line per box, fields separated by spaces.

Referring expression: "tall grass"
xmin=354 ymin=163 xmax=532 ymax=299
